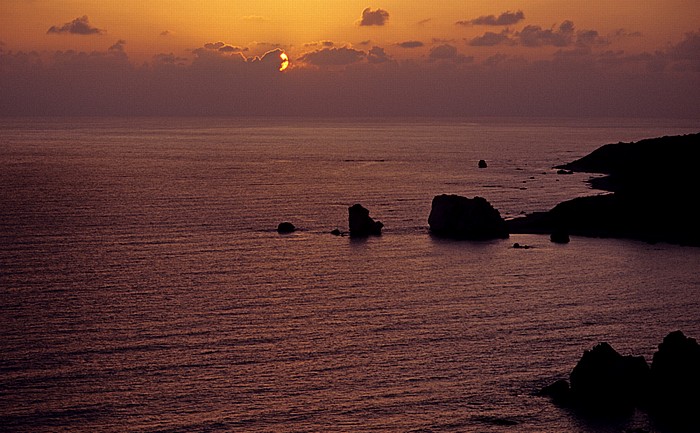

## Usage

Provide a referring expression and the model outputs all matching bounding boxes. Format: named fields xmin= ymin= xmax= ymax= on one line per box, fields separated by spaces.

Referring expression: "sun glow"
xmin=279 ymin=52 xmax=289 ymax=71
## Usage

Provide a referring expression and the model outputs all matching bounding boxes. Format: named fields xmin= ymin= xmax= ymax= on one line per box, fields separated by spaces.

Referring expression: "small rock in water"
xmin=277 ymin=222 xmax=296 ymax=234
xmin=550 ymin=230 xmax=570 ymax=244
xmin=478 ymin=159 xmax=488 ymax=168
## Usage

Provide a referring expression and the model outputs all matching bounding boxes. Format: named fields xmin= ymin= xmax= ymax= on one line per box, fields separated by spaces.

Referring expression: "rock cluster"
xmin=540 ymin=331 xmax=700 ymax=426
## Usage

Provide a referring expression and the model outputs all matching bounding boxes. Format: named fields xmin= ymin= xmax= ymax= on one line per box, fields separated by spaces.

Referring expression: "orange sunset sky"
xmin=1 ymin=1 xmax=699 ymax=117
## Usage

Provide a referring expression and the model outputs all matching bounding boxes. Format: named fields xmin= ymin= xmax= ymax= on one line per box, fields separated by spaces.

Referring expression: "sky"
xmin=1 ymin=1 xmax=699 ymax=117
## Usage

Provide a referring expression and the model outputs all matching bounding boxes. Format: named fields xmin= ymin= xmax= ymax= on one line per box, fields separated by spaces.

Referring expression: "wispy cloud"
xmin=457 ymin=10 xmax=524 ymax=27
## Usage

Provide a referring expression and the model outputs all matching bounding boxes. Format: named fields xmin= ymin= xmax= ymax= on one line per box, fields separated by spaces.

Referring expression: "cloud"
xmin=47 ymin=16 xmax=104 ymax=35
xmin=359 ymin=8 xmax=389 ymax=26
xmin=428 ymin=44 xmax=474 ymax=63
xmin=1 ymin=33 xmax=698 ymax=118
xmin=468 ymin=30 xmax=514 ymax=47
xmin=153 ymin=53 xmax=188 ymax=66
xmin=518 ymin=21 xmax=575 ymax=47
xmin=417 ymin=18 xmax=432 ymax=26
xmin=668 ymin=30 xmax=700 ymax=71
xmin=201 ymin=41 xmax=248 ymax=53
xmin=397 ymin=41 xmax=424 ymax=49
xmin=298 ymin=47 xmax=366 ymax=66
xmin=304 ymin=41 xmax=335 ymax=48
xmin=612 ymin=29 xmax=643 ymax=38
xmin=109 ymin=40 xmax=126 ymax=52
xmin=242 ymin=15 xmax=269 ymax=22
xmin=160 ymin=30 xmax=173 ymax=36
xmin=367 ymin=46 xmax=392 ymax=64
xmin=457 ymin=10 xmax=524 ymax=26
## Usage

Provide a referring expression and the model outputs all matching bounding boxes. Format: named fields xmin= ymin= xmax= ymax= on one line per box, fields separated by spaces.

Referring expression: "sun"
xmin=279 ymin=52 xmax=289 ymax=71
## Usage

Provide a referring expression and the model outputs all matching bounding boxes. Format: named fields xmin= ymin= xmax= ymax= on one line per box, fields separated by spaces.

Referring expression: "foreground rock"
xmin=348 ymin=204 xmax=383 ymax=237
xmin=541 ymin=331 xmax=700 ymax=427
xmin=428 ymin=195 xmax=509 ymax=240
xmin=509 ymin=133 xmax=700 ymax=246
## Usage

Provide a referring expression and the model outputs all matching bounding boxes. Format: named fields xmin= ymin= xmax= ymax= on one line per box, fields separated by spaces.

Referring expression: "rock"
xmin=550 ymin=229 xmax=570 ymax=244
xmin=428 ymin=195 xmax=509 ymax=240
xmin=557 ymin=169 xmax=573 ymax=175
xmin=569 ymin=342 xmax=650 ymax=413
xmin=512 ymin=242 xmax=531 ymax=249
xmin=539 ymin=379 xmax=571 ymax=404
xmin=277 ymin=222 xmax=296 ymax=234
xmin=510 ymin=133 xmax=700 ymax=247
xmin=348 ymin=204 xmax=383 ymax=237
xmin=478 ymin=159 xmax=488 ymax=168
xmin=649 ymin=331 xmax=700 ymax=420
xmin=330 ymin=228 xmax=342 ymax=236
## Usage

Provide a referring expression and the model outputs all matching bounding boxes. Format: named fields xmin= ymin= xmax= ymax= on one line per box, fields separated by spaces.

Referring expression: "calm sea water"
xmin=1 ymin=117 xmax=699 ymax=432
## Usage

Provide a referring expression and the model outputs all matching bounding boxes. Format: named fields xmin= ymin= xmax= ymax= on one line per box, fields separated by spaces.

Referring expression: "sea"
xmin=1 ymin=117 xmax=699 ymax=432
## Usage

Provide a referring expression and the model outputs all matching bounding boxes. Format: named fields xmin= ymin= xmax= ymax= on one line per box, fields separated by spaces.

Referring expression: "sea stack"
xmin=428 ymin=194 xmax=509 ymax=240
xmin=348 ymin=204 xmax=383 ymax=237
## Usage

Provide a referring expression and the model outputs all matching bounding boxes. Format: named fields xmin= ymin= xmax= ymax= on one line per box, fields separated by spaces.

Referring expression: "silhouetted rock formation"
xmin=428 ymin=195 xmax=509 ymax=240
xmin=541 ymin=331 xmax=700 ymax=427
xmin=277 ymin=222 xmax=296 ymax=234
xmin=569 ymin=342 xmax=650 ymax=413
xmin=509 ymin=133 xmax=700 ymax=246
xmin=478 ymin=159 xmax=488 ymax=168
xmin=348 ymin=204 xmax=383 ymax=237
xmin=648 ymin=331 xmax=700 ymax=420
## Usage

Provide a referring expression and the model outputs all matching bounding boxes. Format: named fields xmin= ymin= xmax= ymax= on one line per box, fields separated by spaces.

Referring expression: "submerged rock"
xmin=428 ymin=194 xmax=509 ymax=240
xmin=348 ymin=204 xmax=383 ymax=237
xmin=277 ymin=222 xmax=296 ymax=234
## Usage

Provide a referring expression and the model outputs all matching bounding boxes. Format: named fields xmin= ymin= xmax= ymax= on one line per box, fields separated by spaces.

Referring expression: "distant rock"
xmin=512 ymin=242 xmax=532 ymax=249
xmin=330 ymin=228 xmax=342 ymax=236
xmin=428 ymin=194 xmax=509 ymax=240
xmin=556 ymin=169 xmax=573 ymax=175
xmin=277 ymin=222 xmax=296 ymax=234
xmin=478 ymin=159 xmax=488 ymax=168
xmin=348 ymin=204 xmax=383 ymax=237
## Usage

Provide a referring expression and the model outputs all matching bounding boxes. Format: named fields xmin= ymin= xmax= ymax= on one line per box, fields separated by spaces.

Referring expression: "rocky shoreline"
xmin=507 ymin=133 xmax=700 ymax=246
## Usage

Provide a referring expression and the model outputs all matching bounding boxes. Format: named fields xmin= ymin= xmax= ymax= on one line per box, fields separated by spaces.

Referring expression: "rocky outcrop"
xmin=277 ymin=222 xmax=296 ymax=234
xmin=569 ymin=343 xmax=650 ymax=413
xmin=541 ymin=331 xmax=700 ymax=427
xmin=509 ymin=133 xmax=700 ymax=246
xmin=348 ymin=204 xmax=383 ymax=237
xmin=648 ymin=331 xmax=700 ymax=419
xmin=428 ymin=195 xmax=509 ymax=240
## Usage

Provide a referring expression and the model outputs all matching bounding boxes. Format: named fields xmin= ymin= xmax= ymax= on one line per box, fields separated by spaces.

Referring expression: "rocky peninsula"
xmin=507 ymin=133 xmax=700 ymax=246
